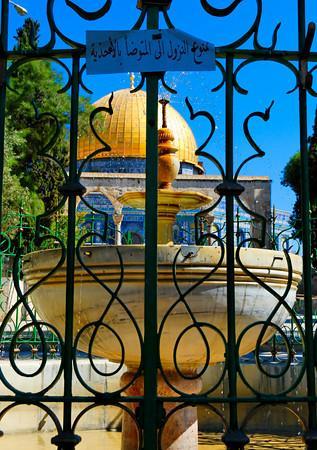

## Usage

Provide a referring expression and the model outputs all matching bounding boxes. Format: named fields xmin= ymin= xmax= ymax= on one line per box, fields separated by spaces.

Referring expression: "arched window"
xmin=77 ymin=193 xmax=115 ymax=244
xmin=121 ymin=206 xmax=145 ymax=244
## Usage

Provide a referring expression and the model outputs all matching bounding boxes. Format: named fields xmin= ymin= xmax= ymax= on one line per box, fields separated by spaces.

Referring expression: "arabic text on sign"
xmin=86 ymin=29 xmax=215 ymax=75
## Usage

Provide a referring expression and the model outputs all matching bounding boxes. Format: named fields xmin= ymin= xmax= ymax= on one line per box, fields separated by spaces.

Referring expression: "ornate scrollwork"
xmin=6 ymin=57 xmax=72 ymax=95
xmin=0 ymin=61 xmax=69 ymax=393
xmin=73 ymin=403 xmax=142 ymax=449
xmin=41 ymin=0 xmax=113 ymax=51
xmin=131 ymin=72 xmax=177 ymax=94
xmin=235 ymin=243 xmax=305 ymax=395
xmin=0 ymin=402 xmax=62 ymax=437
xmin=158 ymin=242 xmax=227 ymax=396
xmin=185 ymin=97 xmax=225 ymax=178
xmin=233 ymin=58 xmax=299 ymax=95
xmin=65 ymin=0 xmax=112 ymax=21
xmin=158 ymin=403 xmax=228 ymax=450
xmin=201 ymin=0 xmax=281 ymax=51
xmin=240 ymin=403 xmax=306 ymax=436
xmin=234 ymin=101 xmax=274 ymax=180
xmin=0 ymin=0 xmax=315 ymax=447
xmin=79 ymin=63 xmax=93 ymax=95
xmin=185 ymin=97 xmax=225 ymax=243
xmin=201 ymin=0 xmax=242 ymax=17
xmin=231 ymin=103 xmax=305 ymax=396
xmin=73 ymin=238 xmax=144 ymax=396
xmin=212 ymin=61 xmax=227 ymax=93
xmin=0 ymin=238 xmax=65 ymax=395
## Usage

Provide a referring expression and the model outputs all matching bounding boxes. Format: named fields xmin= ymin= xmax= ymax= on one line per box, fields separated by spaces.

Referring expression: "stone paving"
xmin=198 ymin=432 xmax=305 ymax=449
xmin=0 ymin=430 xmax=306 ymax=449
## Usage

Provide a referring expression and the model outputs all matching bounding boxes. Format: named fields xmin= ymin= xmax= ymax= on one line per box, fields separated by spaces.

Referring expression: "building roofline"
xmin=80 ymin=172 xmax=271 ymax=182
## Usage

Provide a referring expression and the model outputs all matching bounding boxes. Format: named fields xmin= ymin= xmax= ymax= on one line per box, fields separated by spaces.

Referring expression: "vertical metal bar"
xmin=0 ymin=251 xmax=3 ymax=310
xmin=225 ymin=53 xmax=239 ymax=433
xmin=143 ymin=5 xmax=159 ymax=449
xmin=272 ymin=205 xmax=276 ymax=250
xmin=222 ymin=55 xmax=248 ymax=450
xmin=0 ymin=0 xmax=9 ymax=235
xmin=64 ymin=52 xmax=79 ymax=431
xmin=0 ymin=0 xmax=8 ymax=327
xmin=52 ymin=54 xmax=81 ymax=450
xmin=297 ymin=1 xmax=317 ymax=447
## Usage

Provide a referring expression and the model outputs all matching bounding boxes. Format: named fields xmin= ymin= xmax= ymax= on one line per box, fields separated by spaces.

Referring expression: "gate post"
xmin=0 ymin=0 xmax=9 ymax=234
xmin=297 ymin=2 xmax=317 ymax=448
xmin=143 ymin=2 xmax=160 ymax=448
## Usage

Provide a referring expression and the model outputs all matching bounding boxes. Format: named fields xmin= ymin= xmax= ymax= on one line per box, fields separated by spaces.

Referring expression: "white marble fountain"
xmin=23 ymin=114 xmax=302 ymax=450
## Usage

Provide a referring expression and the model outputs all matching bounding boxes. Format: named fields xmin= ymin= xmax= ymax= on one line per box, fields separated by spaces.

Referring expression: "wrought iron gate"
xmin=0 ymin=0 xmax=316 ymax=449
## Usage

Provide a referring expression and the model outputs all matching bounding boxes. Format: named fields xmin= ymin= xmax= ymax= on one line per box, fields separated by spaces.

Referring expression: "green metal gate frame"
xmin=0 ymin=0 xmax=316 ymax=449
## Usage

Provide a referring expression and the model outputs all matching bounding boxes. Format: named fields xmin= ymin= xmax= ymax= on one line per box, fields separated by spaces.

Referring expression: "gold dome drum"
xmin=77 ymin=88 xmax=202 ymax=172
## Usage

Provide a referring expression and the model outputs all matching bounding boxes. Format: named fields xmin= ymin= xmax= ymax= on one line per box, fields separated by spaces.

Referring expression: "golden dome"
xmin=77 ymin=88 xmax=202 ymax=171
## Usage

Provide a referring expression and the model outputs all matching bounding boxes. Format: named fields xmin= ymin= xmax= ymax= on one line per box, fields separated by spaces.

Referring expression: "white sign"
xmin=86 ymin=29 xmax=215 ymax=75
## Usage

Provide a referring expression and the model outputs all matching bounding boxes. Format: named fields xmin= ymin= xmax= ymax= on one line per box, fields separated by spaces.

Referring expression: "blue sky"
xmin=7 ymin=0 xmax=317 ymax=213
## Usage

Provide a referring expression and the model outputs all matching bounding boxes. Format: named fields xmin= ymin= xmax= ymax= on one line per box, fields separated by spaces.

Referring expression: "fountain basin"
xmin=23 ymin=245 xmax=302 ymax=369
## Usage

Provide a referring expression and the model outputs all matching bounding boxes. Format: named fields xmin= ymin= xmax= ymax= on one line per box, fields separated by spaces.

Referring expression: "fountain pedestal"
xmin=119 ymin=190 xmax=212 ymax=245
xmin=118 ymin=105 xmax=212 ymax=245
xmin=120 ymin=370 xmax=202 ymax=450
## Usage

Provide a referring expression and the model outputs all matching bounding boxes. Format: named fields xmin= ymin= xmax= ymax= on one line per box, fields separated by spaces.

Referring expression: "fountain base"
xmin=120 ymin=370 xmax=202 ymax=450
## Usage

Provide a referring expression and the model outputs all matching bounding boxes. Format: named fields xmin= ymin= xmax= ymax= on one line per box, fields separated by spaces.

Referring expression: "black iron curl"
xmin=5 ymin=56 xmax=72 ymax=95
xmin=201 ymin=0 xmax=243 ymax=17
xmin=72 ymin=235 xmax=143 ymax=396
xmin=240 ymin=403 xmax=306 ymax=436
xmin=79 ymin=63 xmax=93 ymax=95
xmin=89 ymin=97 xmax=114 ymax=149
xmin=65 ymin=0 xmax=112 ymax=20
xmin=131 ymin=73 xmax=177 ymax=94
xmin=72 ymin=403 xmax=142 ymax=449
xmin=158 ymin=242 xmax=227 ymax=396
xmin=0 ymin=402 xmax=62 ymax=436
xmin=132 ymin=8 xmax=147 ymax=30
xmin=202 ymin=0 xmax=281 ymax=51
xmin=43 ymin=0 xmax=113 ymax=50
xmin=233 ymin=57 xmax=299 ymax=95
xmin=162 ymin=9 xmax=176 ymax=29
xmin=235 ymin=242 xmax=305 ymax=395
xmin=77 ymin=92 xmax=114 ymax=177
xmin=234 ymin=100 xmax=274 ymax=180
xmin=158 ymin=403 xmax=228 ymax=450
xmin=212 ymin=60 xmax=227 ymax=93
xmin=185 ymin=97 xmax=225 ymax=179
xmin=0 ymin=236 xmax=65 ymax=395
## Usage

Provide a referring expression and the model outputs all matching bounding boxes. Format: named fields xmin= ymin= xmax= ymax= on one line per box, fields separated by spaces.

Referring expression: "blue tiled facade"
xmin=121 ymin=206 xmax=145 ymax=244
xmin=78 ymin=193 xmax=116 ymax=244
xmin=77 ymin=157 xmax=202 ymax=175
xmin=77 ymin=192 xmax=257 ymax=246
xmin=274 ymin=209 xmax=296 ymax=251
xmin=77 ymin=157 xmax=205 ymax=244
xmin=76 ymin=162 xmax=291 ymax=247
xmin=77 ymin=193 xmax=146 ymax=244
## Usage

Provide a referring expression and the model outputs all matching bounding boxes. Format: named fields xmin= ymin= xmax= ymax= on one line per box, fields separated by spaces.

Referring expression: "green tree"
xmin=3 ymin=123 xmax=43 ymax=220
xmin=1 ymin=123 xmax=43 ymax=254
xmin=281 ymin=110 xmax=317 ymax=266
xmin=5 ymin=18 xmax=92 ymax=220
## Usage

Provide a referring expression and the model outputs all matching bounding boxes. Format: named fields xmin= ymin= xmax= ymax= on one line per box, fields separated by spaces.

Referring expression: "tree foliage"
xmin=281 ymin=113 xmax=317 ymax=225
xmin=3 ymin=124 xmax=43 ymax=218
xmin=281 ymin=112 xmax=317 ymax=267
xmin=4 ymin=18 xmax=92 ymax=223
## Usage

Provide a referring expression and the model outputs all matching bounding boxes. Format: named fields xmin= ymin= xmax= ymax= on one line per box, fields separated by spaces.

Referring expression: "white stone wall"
xmin=0 ymin=359 xmax=124 ymax=435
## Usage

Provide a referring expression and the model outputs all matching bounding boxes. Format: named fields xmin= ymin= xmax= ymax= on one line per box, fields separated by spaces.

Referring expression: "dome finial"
xmin=129 ymin=72 xmax=135 ymax=90
xmin=158 ymin=98 xmax=179 ymax=190
xmin=159 ymin=97 xmax=169 ymax=128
